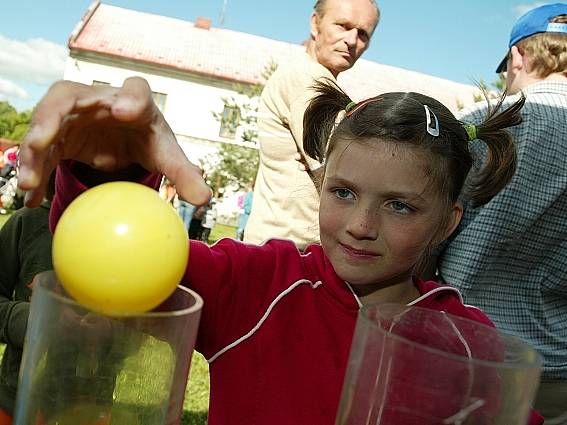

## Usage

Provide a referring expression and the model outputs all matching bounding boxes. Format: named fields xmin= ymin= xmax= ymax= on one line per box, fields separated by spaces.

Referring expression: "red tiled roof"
xmin=69 ymin=2 xmax=480 ymax=110
xmin=69 ymin=2 xmax=302 ymax=85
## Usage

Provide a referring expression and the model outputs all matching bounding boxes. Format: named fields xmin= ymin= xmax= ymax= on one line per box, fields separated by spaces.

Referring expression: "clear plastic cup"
xmin=335 ymin=303 xmax=542 ymax=425
xmin=14 ymin=270 xmax=203 ymax=425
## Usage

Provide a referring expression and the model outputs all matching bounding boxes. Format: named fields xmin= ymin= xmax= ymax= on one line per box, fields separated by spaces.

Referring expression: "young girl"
xmin=30 ymin=79 xmax=542 ymax=424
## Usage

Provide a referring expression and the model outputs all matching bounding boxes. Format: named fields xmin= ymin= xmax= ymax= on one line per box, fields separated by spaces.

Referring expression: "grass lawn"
xmin=183 ymin=352 xmax=210 ymax=424
xmin=0 ymin=216 xmax=235 ymax=424
xmin=208 ymin=222 xmax=237 ymax=244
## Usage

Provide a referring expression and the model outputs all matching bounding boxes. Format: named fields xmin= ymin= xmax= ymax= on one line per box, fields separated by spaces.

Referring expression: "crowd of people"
xmin=0 ymin=1 xmax=565 ymax=424
xmin=159 ymin=178 xmax=246 ymax=244
xmin=0 ymin=146 xmax=22 ymax=214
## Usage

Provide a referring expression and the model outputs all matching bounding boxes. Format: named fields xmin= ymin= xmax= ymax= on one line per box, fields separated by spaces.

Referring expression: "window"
xmin=219 ymin=105 xmax=241 ymax=139
xmin=152 ymin=91 xmax=167 ymax=113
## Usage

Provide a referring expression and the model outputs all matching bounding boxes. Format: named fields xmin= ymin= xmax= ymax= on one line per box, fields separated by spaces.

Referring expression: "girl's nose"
xmin=346 ymin=207 xmax=378 ymax=240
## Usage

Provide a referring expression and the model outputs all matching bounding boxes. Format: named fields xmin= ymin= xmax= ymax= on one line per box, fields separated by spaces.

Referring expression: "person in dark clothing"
xmin=0 ymin=174 xmax=54 ymax=422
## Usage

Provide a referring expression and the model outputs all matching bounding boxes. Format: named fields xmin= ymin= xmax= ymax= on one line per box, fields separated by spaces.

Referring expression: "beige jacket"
xmin=244 ymin=53 xmax=335 ymax=249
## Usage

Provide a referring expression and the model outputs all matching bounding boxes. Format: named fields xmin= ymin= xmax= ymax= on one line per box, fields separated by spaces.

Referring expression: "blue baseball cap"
xmin=496 ymin=3 xmax=567 ymax=73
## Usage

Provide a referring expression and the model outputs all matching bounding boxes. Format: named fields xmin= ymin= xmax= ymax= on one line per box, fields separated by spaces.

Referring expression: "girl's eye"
xmin=389 ymin=201 xmax=413 ymax=214
xmin=333 ymin=188 xmax=355 ymax=200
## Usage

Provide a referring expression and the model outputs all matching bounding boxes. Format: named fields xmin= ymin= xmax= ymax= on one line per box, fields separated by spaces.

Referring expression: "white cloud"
xmin=514 ymin=2 xmax=545 ymax=17
xmin=0 ymin=77 xmax=28 ymax=100
xmin=0 ymin=34 xmax=67 ymax=85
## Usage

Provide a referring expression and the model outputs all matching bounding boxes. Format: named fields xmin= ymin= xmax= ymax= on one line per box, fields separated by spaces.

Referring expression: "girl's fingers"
xmin=160 ymin=148 xmax=211 ymax=207
xmin=19 ymin=77 xmax=211 ymax=207
xmin=22 ymin=144 xmax=62 ymax=207
xmin=110 ymin=77 xmax=155 ymax=123
xmin=19 ymin=81 xmax=114 ymax=190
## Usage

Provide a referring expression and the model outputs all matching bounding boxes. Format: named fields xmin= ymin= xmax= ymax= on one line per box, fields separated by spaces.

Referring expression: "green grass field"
xmin=208 ymin=222 xmax=237 ymax=244
xmin=0 ymin=215 xmax=237 ymax=424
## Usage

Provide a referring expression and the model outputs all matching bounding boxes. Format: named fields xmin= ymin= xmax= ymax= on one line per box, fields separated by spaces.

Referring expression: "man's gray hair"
xmin=313 ymin=0 xmax=380 ymax=18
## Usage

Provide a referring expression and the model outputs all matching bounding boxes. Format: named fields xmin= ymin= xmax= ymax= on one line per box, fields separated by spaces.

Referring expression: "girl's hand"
xmin=18 ymin=77 xmax=210 ymax=207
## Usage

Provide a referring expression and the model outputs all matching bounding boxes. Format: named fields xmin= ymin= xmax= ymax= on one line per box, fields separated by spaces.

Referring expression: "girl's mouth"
xmin=340 ymin=243 xmax=379 ymax=259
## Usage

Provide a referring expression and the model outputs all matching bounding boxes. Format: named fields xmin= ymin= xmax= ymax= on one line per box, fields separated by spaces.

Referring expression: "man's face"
xmin=310 ymin=0 xmax=379 ymax=77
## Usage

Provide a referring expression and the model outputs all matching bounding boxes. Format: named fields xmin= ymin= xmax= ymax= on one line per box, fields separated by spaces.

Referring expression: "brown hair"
xmin=303 ymin=79 xmax=525 ymax=209
xmin=516 ymin=14 xmax=567 ymax=77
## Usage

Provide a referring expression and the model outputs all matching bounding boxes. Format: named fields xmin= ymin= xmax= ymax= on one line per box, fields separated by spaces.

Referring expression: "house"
xmin=64 ymin=1 xmax=481 ymax=220
xmin=65 ymin=1 xmax=480 ymax=163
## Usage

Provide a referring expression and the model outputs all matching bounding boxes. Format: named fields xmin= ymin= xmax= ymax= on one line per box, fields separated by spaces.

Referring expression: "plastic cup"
xmin=14 ymin=271 xmax=203 ymax=425
xmin=335 ymin=303 xmax=542 ymax=425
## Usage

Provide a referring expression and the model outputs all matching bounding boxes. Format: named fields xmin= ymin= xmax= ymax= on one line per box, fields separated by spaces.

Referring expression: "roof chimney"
xmin=195 ymin=17 xmax=212 ymax=30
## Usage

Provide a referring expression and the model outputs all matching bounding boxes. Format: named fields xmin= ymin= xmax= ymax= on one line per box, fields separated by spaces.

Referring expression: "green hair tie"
xmin=345 ymin=101 xmax=357 ymax=114
xmin=463 ymin=124 xmax=477 ymax=141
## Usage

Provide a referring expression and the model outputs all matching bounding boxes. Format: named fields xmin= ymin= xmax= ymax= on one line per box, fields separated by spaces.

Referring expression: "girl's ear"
xmin=442 ymin=202 xmax=463 ymax=241
xmin=432 ymin=202 xmax=463 ymax=246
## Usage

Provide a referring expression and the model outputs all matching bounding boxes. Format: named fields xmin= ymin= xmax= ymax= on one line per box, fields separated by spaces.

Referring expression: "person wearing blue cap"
xmin=437 ymin=3 xmax=567 ymax=422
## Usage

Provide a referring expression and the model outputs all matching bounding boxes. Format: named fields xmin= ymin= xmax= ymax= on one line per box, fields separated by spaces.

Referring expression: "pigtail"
xmin=467 ymin=92 xmax=525 ymax=207
xmin=303 ymin=78 xmax=352 ymax=163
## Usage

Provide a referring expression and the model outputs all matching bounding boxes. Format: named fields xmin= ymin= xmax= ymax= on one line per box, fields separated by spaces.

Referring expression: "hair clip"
xmin=345 ymin=101 xmax=357 ymax=114
xmin=424 ymin=105 xmax=440 ymax=137
xmin=345 ymin=96 xmax=383 ymax=117
xmin=463 ymin=124 xmax=477 ymax=141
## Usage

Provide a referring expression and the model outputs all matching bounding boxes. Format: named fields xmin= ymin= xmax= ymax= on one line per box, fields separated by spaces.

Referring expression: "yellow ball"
xmin=53 ymin=181 xmax=189 ymax=315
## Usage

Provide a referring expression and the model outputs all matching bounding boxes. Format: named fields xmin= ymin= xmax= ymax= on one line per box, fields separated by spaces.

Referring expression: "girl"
xmin=23 ymin=78 xmax=542 ymax=424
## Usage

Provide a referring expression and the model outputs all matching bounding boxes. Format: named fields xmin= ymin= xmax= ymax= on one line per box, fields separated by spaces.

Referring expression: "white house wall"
xmin=63 ymin=56 xmax=248 ymax=165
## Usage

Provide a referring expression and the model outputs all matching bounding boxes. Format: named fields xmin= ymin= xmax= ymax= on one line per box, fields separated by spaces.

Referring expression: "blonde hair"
xmin=517 ymin=14 xmax=567 ymax=77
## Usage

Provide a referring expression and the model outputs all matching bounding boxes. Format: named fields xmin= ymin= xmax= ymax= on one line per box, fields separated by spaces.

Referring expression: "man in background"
xmin=244 ymin=0 xmax=379 ymax=249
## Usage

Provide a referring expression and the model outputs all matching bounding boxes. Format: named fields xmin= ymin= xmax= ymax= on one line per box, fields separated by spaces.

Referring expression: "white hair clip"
xmin=424 ymin=105 xmax=440 ymax=137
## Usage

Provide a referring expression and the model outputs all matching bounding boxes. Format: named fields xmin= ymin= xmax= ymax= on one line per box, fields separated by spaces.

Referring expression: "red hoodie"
xmin=50 ymin=161 xmax=544 ymax=425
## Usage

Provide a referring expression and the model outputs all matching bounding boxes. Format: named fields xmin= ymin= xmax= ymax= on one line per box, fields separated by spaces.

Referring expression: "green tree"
xmin=0 ymin=102 xmax=32 ymax=142
xmin=492 ymin=73 xmax=506 ymax=93
xmin=206 ymin=60 xmax=278 ymax=195
xmin=458 ymin=74 xmax=508 ymax=111
xmin=202 ymin=143 xmax=259 ymax=197
xmin=213 ymin=60 xmax=278 ymax=144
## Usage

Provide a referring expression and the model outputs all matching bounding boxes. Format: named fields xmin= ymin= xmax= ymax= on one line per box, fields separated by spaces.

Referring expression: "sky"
xmin=0 ymin=0 xmax=547 ymax=112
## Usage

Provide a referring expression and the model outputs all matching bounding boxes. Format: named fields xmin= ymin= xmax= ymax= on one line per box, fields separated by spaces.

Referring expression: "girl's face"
xmin=319 ymin=139 xmax=461 ymax=295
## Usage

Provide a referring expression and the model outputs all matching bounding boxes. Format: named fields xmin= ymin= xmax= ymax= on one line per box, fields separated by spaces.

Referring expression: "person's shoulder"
xmin=268 ymin=53 xmax=333 ymax=86
xmin=1 ymin=206 xmax=48 ymax=231
xmin=457 ymin=89 xmax=529 ymax=122
xmin=199 ymin=237 xmax=301 ymax=256
xmin=249 ymin=237 xmax=304 ymax=254
xmin=411 ymin=279 xmax=494 ymax=327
